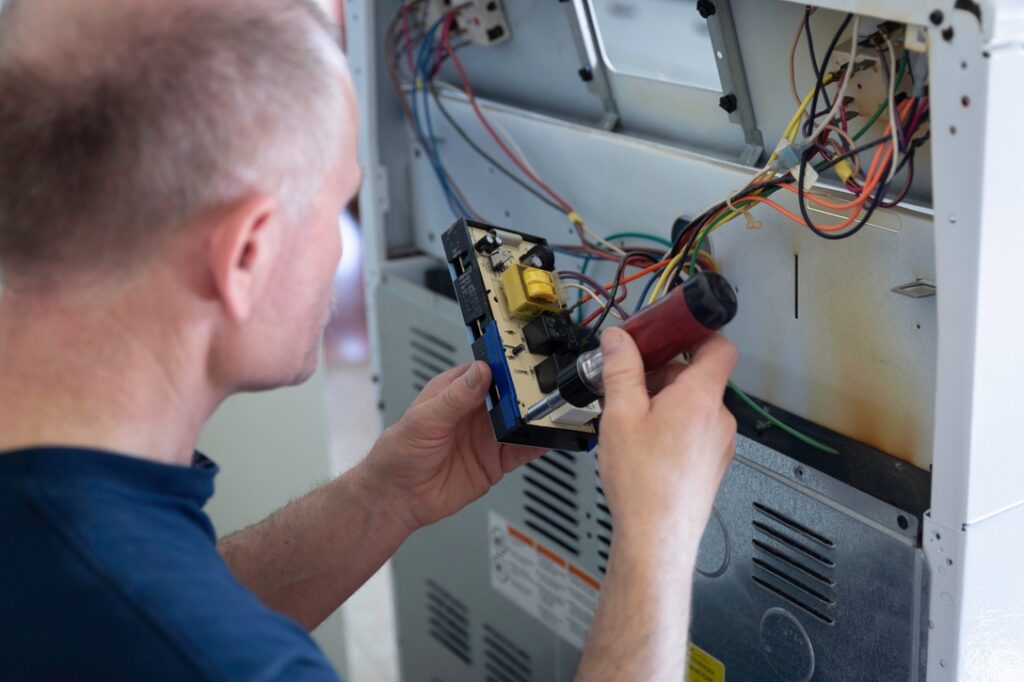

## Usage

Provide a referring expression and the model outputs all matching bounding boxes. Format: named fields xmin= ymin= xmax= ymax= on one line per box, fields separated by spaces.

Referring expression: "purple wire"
xmin=557 ymin=271 xmax=630 ymax=319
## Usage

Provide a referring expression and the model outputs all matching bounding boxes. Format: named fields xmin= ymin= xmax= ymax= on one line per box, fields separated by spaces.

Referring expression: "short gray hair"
xmin=0 ymin=0 xmax=349 ymax=282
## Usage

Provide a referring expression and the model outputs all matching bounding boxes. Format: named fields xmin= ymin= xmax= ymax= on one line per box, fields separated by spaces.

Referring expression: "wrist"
xmin=349 ymin=452 xmax=419 ymax=539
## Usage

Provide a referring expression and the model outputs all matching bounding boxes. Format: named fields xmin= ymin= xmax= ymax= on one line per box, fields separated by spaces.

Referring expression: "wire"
xmin=808 ymin=15 xmax=860 ymax=141
xmin=802 ymin=6 xmax=832 ymax=112
xmin=580 ymin=254 xmax=634 ymax=346
xmin=604 ymin=231 xmax=673 ymax=249
xmin=430 ymin=84 xmax=564 ymax=213
xmin=728 ymin=382 xmax=839 ymax=454
xmin=562 ymin=284 xmax=625 ymax=321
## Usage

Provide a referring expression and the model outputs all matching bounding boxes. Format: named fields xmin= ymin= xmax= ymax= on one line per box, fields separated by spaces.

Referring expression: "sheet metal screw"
xmin=578 ymin=66 xmax=594 ymax=82
xmin=719 ymin=93 xmax=738 ymax=113
xmin=697 ymin=0 xmax=716 ymax=18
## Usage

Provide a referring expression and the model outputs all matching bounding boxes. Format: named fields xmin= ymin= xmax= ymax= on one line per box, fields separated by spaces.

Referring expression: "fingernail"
xmin=465 ymin=363 xmax=482 ymax=389
xmin=601 ymin=328 xmax=625 ymax=354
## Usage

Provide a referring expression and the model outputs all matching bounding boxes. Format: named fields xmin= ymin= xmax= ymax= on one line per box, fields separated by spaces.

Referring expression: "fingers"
xmin=410 ymin=362 xmax=478 ymax=407
xmin=499 ymin=444 xmax=546 ymax=474
xmin=600 ymin=328 xmax=649 ymax=416
xmin=419 ymin=361 xmax=492 ymax=427
xmin=645 ymin=361 xmax=686 ymax=395
xmin=673 ymin=334 xmax=738 ymax=393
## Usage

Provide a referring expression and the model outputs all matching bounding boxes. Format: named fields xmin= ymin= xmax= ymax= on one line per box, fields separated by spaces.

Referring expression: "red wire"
xmin=441 ymin=28 xmax=575 ymax=215
xmin=400 ymin=4 xmax=415 ymax=75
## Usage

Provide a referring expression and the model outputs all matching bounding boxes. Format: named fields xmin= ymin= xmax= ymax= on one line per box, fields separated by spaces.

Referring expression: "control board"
xmin=442 ymin=218 xmax=598 ymax=451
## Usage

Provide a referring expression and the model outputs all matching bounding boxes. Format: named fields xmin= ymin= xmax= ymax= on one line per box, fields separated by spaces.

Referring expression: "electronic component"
xmin=526 ymin=272 xmax=738 ymax=423
xmin=519 ymin=244 xmax=556 ymax=271
xmin=500 ymin=264 xmax=561 ymax=319
xmin=474 ymin=231 xmax=502 ymax=254
xmin=533 ymin=352 xmax=576 ymax=394
xmin=523 ymin=313 xmax=577 ymax=356
xmin=548 ymin=401 xmax=601 ymax=427
xmin=443 ymin=218 xmax=596 ymax=451
xmin=426 ymin=0 xmax=511 ymax=47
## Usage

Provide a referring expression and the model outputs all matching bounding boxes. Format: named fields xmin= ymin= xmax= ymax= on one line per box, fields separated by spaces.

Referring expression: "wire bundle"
xmin=385 ymin=3 xmax=930 ymax=456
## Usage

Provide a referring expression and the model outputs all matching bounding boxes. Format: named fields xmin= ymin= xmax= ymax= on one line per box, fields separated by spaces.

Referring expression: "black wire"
xmin=580 ymin=254 xmax=633 ymax=347
xmin=803 ymin=7 xmax=832 ymax=112
xmin=430 ymin=85 xmax=564 ymax=213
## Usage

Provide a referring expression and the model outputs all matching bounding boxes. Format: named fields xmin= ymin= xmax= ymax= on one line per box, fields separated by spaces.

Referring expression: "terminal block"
xmin=442 ymin=218 xmax=596 ymax=451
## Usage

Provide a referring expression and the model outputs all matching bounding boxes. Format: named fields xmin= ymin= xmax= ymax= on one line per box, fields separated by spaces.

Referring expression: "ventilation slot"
xmin=522 ymin=453 xmax=580 ymax=556
xmin=410 ymin=327 xmax=457 ymax=391
xmin=750 ymin=502 xmax=837 ymax=626
xmin=483 ymin=624 xmax=531 ymax=682
xmin=426 ymin=580 xmax=471 ymax=665
xmin=595 ymin=482 xmax=613 ymax=575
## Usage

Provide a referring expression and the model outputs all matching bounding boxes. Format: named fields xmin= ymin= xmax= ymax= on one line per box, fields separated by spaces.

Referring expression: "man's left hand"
xmin=361 ymin=362 xmax=543 ymax=533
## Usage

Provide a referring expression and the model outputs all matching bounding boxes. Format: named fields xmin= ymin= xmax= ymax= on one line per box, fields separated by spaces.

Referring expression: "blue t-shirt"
xmin=0 ymin=447 xmax=340 ymax=681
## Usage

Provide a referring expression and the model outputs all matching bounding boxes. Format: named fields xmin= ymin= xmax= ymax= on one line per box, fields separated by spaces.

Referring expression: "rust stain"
xmin=802 ymin=258 xmax=927 ymax=470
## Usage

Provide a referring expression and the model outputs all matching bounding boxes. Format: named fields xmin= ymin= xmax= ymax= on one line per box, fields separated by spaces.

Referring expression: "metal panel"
xmin=379 ymin=278 xmax=927 ymax=682
xmin=404 ymin=92 xmax=938 ymax=471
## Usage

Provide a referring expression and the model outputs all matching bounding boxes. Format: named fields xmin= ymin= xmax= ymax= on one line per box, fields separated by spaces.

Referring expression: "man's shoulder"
xmin=0 ymin=453 xmax=339 ymax=681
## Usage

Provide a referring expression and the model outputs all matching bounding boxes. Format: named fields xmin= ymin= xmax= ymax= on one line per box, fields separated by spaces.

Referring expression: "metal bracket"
xmin=562 ymin=0 xmax=620 ymax=131
xmin=699 ymin=0 xmax=765 ymax=166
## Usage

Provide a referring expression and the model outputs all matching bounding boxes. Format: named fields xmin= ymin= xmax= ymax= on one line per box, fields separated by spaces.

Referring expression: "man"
xmin=0 ymin=0 xmax=737 ymax=680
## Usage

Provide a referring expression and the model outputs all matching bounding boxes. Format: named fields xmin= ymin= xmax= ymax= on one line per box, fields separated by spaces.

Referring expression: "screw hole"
xmin=950 ymin=125 xmax=957 ymax=135
xmin=916 ymin=323 xmax=921 ymax=329
xmin=897 ymin=515 xmax=909 ymax=530
xmin=795 ymin=466 xmax=805 ymax=478
xmin=946 ymin=558 xmax=953 ymax=566
xmin=961 ymin=60 xmax=968 ymax=70
xmin=961 ymin=95 xmax=971 ymax=108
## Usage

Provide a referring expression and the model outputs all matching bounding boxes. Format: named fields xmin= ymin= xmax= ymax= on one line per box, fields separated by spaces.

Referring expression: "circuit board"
xmin=442 ymin=218 xmax=597 ymax=451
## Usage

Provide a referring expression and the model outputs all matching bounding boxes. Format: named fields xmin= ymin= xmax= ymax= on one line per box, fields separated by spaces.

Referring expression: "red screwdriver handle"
xmin=622 ymin=272 xmax=738 ymax=372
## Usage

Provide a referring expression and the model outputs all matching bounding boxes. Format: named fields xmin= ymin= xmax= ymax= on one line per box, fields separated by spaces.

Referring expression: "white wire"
xmin=562 ymin=283 xmax=624 ymax=321
xmin=809 ymin=15 xmax=861 ymax=141
xmin=883 ymin=34 xmax=901 ymax=181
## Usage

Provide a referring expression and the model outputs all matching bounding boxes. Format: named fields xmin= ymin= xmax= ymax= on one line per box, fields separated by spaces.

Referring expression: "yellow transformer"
xmin=500 ymin=264 xmax=562 ymax=319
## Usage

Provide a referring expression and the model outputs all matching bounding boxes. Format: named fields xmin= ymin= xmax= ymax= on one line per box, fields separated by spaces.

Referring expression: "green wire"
xmin=605 ymin=231 xmax=673 ymax=248
xmin=728 ymin=381 xmax=839 ymax=455
xmin=852 ymin=52 xmax=908 ymax=141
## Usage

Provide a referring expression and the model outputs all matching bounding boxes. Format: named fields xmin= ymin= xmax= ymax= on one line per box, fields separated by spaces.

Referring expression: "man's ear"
xmin=205 ymin=194 xmax=280 ymax=322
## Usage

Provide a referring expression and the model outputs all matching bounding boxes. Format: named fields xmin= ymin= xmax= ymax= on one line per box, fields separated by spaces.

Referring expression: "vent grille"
xmin=522 ymin=451 xmax=580 ymax=556
xmin=483 ymin=624 xmax=531 ymax=682
xmin=595 ymin=482 xmax=612 ymax=574
xmin=750 ymin=502 xmax=837 ymax=625
xmin=410 ymin=326 xmax=458 ymax=391
xmin=426 ymin=580 xmax=471 ymax=665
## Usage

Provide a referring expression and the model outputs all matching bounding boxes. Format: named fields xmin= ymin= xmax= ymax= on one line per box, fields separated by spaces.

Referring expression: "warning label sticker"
xmin=488 ymin=511 xmax=601 ymax=650
xmin=688 ymin=642 xmax=725 ymax=681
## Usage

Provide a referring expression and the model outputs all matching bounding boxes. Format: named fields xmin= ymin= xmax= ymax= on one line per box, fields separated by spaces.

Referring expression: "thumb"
xmin=421 ymin=361 xmax=491 ymax=428
xmin=599 ymin=328 xmax=649 ymax=415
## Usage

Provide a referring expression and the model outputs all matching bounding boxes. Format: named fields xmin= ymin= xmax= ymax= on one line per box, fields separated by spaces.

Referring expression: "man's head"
xmin=0 ymin=0 xmax=360 ymax=391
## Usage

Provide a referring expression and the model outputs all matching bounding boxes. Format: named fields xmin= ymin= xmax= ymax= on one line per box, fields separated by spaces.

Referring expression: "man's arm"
xmin=219 ymin=362 xmax=541 ymax=631
xmin=576 ymin=330 xmax=737 ymax=681
xmin=218 ymin=461 xmax=411 ymax=631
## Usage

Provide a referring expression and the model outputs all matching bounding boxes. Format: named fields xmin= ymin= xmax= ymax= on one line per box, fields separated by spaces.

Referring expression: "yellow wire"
xmin=651 ymin=77 xmax=837 ymax=305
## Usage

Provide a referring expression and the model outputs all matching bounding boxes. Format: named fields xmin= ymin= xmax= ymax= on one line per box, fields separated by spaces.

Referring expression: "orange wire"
xmin=572 ymin=259 xmax=671 ymax=307
xmin=778 ymin=98 xmax=915 ymax=211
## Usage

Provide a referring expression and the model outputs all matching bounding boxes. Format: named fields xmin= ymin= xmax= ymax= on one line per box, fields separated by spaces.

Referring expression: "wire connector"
xmin=771 ymin=138 xmax=811 ymax=173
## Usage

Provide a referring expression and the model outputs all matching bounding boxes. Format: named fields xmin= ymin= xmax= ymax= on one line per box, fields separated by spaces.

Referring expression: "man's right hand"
xmin=596 ymin=327 xmax=738 ymax=558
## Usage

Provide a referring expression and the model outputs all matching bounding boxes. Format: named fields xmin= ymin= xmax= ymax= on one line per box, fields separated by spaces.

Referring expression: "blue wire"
xmin=635 ymin=275 xmax=659 ymax=314
xmin=411 ymin=18 xmax=470 ymax=218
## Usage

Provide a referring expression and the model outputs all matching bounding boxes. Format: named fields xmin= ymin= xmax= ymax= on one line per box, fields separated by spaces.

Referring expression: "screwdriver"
xmin=524 ymin=271 xmax=738 ymax=423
